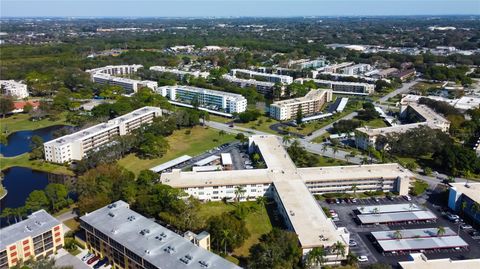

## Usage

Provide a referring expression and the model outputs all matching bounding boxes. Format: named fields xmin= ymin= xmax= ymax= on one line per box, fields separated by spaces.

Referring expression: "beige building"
xmin=399 ymin=253 xmax=480 ymax=269
xmin=0 ymin=210 xmax=64 ymax=269
xmin=44 ymin=106 xmax=162 ymax=163
xmin=295 ymin=78 xmax=375 ymax=95
xmin=269 ymin=89 xmax=333 ymax=120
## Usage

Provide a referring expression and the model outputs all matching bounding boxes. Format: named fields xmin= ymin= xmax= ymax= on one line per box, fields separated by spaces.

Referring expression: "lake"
xmin=0 ymin=125 xmax=68 ymax=157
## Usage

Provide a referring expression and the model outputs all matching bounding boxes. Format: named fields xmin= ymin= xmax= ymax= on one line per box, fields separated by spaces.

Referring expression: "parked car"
xmin=460 ymin=224 xmax=473 ymax=230
xmin=403 ymin=195 xmax=412 ymax=201
xmin=87 ymin=256 xmax=99 ymax=265
xmin=372 ymin=197 xmax=380 ymax=202
xmin=332 ymin=217 xmax=340 ymax=222
xmin=351 ymin=198 xmax=357 ymax=203
xmin=446 ymin=214 xmax=460 ymax=221
xmin=93 ymin=258 xmax=108 ymax=269
xmin=349 ymin=240 xmax=357 ymax=247
xmin=358 ymin=256 xmax=369 ymax=262
xmin=335 ymin=199 xmax=340 ymax=204
xmin=387 ymin=196 xmax=394 ymax=201
xmin=469 ymin=230 xmax=480 ymax=237
xmin=82 ymin=253 xmax=94 ymax=262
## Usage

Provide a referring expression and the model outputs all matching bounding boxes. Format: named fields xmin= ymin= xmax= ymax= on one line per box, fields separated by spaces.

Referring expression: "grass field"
xmin=118 ymin=126 xmax=236 ymax=176
xmin=197 ymin=201 xmax=273 ymax=258
xmin=63 ymin=218 xmax=80 ymax=231
xmin=209 ymin=115 xmax=233 ymax=124
xmin=362 ymin=118 xmax=388 ymax=128
xmin=316 ymin=155 xmax=350 ymax=166
xmin=412 ymin=82 xmax=444 ymax=94
xmin=0 ymin=153 xmax=74 ymax=175
xmin=235 ymin=116 xmax=279 ymax=134
xmin=0 ymin=112 xmax=70 ymax=134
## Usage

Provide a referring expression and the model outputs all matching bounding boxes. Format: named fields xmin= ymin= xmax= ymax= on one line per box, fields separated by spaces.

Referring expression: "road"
xmin=304 ymin=112 xmax=358 ymax=142
xmin=377 ymin=78 xmax=420 ymax=103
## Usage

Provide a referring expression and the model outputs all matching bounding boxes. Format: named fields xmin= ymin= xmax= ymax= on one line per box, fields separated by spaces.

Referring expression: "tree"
xmin=29 ymin=135 xmax=45 ymax=160
xmin=306 ymin=247 xmax=326 ymax=269
xmin=207 ymin=213 xmax=249 ymax=253
xmin=296 ymin=105 xmax=303 ymax=125
xmin=472 ymin=202 xmax=480 ymax=220
xmin=460 ymin=201 xmax=467 ymax=217
xmin=137 ymin=133 xmax=170 ymax=159
xmin=351 ymin=184 xmax=358 ymax=197
xmin=282 ymin=135 xmax=292 ymax=145
xmin=220 ymin=229 xmax=231 ymax=254
xmin=332 ymin=241 xmax=346 ymax=261
xmin=218 ymin=130 xmax=226 ymax=136
xmin=234 ymin=185 xmax=246 ymax=202
xmin=23 ymin=102 xmax=34 ymax=113
xmin=45 ymin=183 xmax=70 ymax=212
xmin=25 ymin=190 xmax=49 ymax=212
xmin=437 ymin=226 xmax=446 ymax=237
xmin=0 ymin=96 xmax=14 ymax=118
xmin=321 ymin=143 xmax=328 ymax=154
xmin=332 ymin=145 xmax=339 ymax=159
xmin=248 ymin=229 xmax=302 ymax=269
xmin=393 ymin=230 xmax=402 ymax=240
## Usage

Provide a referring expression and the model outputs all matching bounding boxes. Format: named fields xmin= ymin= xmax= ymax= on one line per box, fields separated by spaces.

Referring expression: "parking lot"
xmin=319 ymin=190 xmax=480 ymax=266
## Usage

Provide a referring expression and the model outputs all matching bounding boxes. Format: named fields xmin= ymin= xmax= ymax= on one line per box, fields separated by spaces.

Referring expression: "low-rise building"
xmin=222 ymin=74 xmax=276 ymax=96
xmin=399 ymin=253 xmax=480 ymax=269
xmin=340 ymin=64 xmax=373 ymax=75
xmin=230 ymin=69 xmax=293 ymax=85
xmin=44 ymin=106 xmax=162 ymax=163
xmin=393 ymin=69 xmax=416 ymax=81
xmin=269 ymin=89 xmax=333 ymax=120
xmin=157 ymin=85 xmax=247 ymax=114
xmin=87 ymin=65 xmax=157 ymax=93
xmin=149 ymin=66 xmax=209 ymax=79
xmin=295 ymin=78 xmax=375 ymax=95
xmin=0 ymin=80 xmax=29 ymax=99
xmin=0 ymin=210 xmax=64 ymax=268
xmin=448 ymin=182 xmax=480 ymax=225
xmin=287 ymin=58 xmax=327 ymax=70
xmin=401 ymin=94 xmax=480 ymax=113
xmin=80 ymin=201 xmax=240 ymax=269
xmin=322 ymin=62 xmax=355 ymax=73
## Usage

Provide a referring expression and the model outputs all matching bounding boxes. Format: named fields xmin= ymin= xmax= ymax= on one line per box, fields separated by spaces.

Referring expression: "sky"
xmin=1 ymin=0 xmax=479 ymax=18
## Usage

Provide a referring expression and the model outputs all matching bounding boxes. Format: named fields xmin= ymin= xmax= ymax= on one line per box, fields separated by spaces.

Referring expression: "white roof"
xmin=399 ymin=253 xmax=480 ymax=269
xmin=192 ymin=165 xmax=222 ymax=172
xmin=371 ymin=227 xmax=456 ymax=240
xmin=357 ymin=204 xmax=422 ymax=214
xmin=377 ymin=235 xmax=467 ymax=252
xmin=194 ymin=155 xmax=220 ymax=166
xmin=248 ymin=135 xmax=297 ymax=170
xmin=357 ymin=210 xmax=437 ymax=224
xmin=150 ymin=155 xmax=192 ymax=173
xmin=449 ymin=182 xmax=480 ymax=205
xmin=220 ymin=153 xmax=232 ymax=165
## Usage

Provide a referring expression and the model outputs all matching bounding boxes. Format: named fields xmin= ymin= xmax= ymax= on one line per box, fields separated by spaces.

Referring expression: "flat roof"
xmin=399 ymin=253 xmax=480 ymax=269
xmin=274 ymin=179 xmax=348 ymax=249
xmin=192 ymin=165 xmax=222 ymax=172
xmin=356 ymin=121 xmax=439 ymax=136
xmin=194 ymin=155 xmax=220 ymax=166
xmin=376 ymin=235 xmax=468 ymax=252
xmin=80 ymin=201 xmax=240 ymax=269
xmin=357 ymin=210 xmax=437 ymax=224
xmin=449 ymin=182 xmax=480 ymax=205
xmin=357 ymin=204 xmax=422 ymax=215
xmin=0 ymin=210 xmax=61 ymax=250
xmin=45 ymin=106 xmax=161 ymax=146
xmin=249 ymin=135 xmax=297 ymax=170
xmin=222 ymin=74 xmax=275 ymax=87
xmin=159 ymin=85 xmax=246 ymax=101
xmin=299 ymin=163 xmax=413 ymax=182
xmin=150 ymin=155 xmax=192 ymax=173
xmin=221 ymin=153 xmax=232 ymax=165
xmin=271 ymin=89 xmax=331 ymax=107
xmin=371 ymin=227 xmax=456 ymax=241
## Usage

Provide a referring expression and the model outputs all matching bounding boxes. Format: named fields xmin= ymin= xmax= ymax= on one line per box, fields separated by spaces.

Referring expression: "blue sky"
xmin=1 ymin=0 xmax=479 ymax=17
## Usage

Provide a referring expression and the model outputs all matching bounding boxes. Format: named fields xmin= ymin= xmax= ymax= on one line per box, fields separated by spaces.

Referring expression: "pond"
xmin=0 ymin=125 xmax=68 ymax=157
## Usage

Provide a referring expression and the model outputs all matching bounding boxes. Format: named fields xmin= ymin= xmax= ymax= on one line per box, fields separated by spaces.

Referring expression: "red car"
xmin=87 ymin=256 xmax=99 ymax=265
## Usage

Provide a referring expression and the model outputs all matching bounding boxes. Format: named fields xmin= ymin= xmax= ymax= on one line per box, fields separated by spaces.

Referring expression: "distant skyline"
xmin=1 ymin=0 xmax=479 ymax=18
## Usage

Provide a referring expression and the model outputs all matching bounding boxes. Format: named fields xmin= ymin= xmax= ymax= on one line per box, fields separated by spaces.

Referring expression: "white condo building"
xmin=269 ymin=89 xmax=333 ymax=121
xmin=230 ymin=69 xmax=293 ymax=85
xmin=340 ymin=64 xmax=373 ymax=75
xmin=0 ymin=80 xmax=29 ymax=99
xmin=222 ymin=74 xmax=276 ymax=96
xmin=44 ymin=106 xmax=162 ymax=163
xmin=160 ymin=135 xmax=413 ymax=263
xmin=287 ymin=58 xmax=327 ymax=70
xmin=157 ymin=85 xmax=247 ymax=114
xmin=87 ymin=65 xmax=158 ymax=93
xmin=149 ymin=66 xmax=209 ymax=79
xmin=296 ymin=78 xmax=375 ymax=95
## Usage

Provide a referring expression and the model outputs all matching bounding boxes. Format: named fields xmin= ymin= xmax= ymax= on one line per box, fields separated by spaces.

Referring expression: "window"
xmin=8 ymin=246 xmax=15 ymax=251
xmin=23 ymin=240 xmax=29 ymax=245
xmin=24 ymin=246 xmax=30 ymax=251
xmin=54 ymin=226 xmax=60 ymax=231
xmin=10 ymin=252 xmax=17 ymax=257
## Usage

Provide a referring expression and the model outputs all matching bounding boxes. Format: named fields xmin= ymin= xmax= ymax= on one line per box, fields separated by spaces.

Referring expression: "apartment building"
xmin=340 ymin=63 xmax=373 ymax=75
xmin=355 ymin=103 xmax=450 ymax=150
xmin=0 ymin=80 xmax=29 ymax=99
xmin=157 ymin=85 xmax=247 ymax=114
xmin=288 ymin=58 xmax=327 ymax=70
xmin=230 ymin=69 xmax=293 ymax=84
xmin=87 ymin=65 xmax=157 ymax=93
xmin=0 ymin=210 xmax=64 ymax=269
xmin=269 ymin=89 xmax=333 ymax=120
xmin=399 ymin=253 xmax=480 ymax=269
xmin=160 ymin=135 xmax=413 ymax=263
xmin=80 ymin=201 xmax=240 ymax=269
xmin=448 ymin=183 xmax=480 ymax=226
xmin=149 ymin=66 xmax=209 ymax=80
xmin=323 ymin=62 xmax=355 ymax=73
xmin=222 ymin=74 xmax=276 ymax=96
xmin=44 ymin=106 xmax=162 ymax=163
xmin=296 ymin=78 xmax=375 ymax=95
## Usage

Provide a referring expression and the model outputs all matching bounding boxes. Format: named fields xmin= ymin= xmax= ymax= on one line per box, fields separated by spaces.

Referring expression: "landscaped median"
xmin=0 ymin=153 xmax=74 ymax=175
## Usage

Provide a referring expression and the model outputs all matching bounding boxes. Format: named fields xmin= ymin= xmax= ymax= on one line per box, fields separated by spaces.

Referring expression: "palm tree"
xmin=332 ymin=145 xmax=339 ymax=159
xmin=460 ymin=201 xmax=467 ymax=217
xmin=332 ymin=241 xmax=346 ymax=261
xmin=472 ymin=202 xmax=480 ymax=219
xmin=255 ymin=196 xmax=268 ymax=209
xmin=321 ymin=143 xmax=328 ymax=154
xmin=306 ymin=246 xmax=326 ymax=269
xmin=0 ymin=207 xmax=13 ymax=225
xmin=437 ymin=226 xmax=446 ymax=237
xmin=372 ymin=207 xmax=379 ymax=215
xmin=351 ymin=184 xmax=358 ymax=197
xmin=220 ymin=229 xmax=231 ymax=254
xmin=393 ymin=230 xmax=402 ymax=240
xmin=218 ymin=130 xmax=226 ymax=137
xmin=282 ymin=135 xmax=292 ymax=145
xmin=234 ymin=185 xmax=246 ymax=202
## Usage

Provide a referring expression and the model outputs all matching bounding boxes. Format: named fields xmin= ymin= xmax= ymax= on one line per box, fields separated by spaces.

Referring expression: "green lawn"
xmin=0 ymin=153 xmax=74 ymax=175
xmin=412 ymin=82 xmax=444 ymax=94
xmin=281 ymin=121 xmax=324 ymax=136
xmin=316 ymin=156 xmax=350 ymax=166
xmin=117 ymin=126 xmax=236 ymax=176
xmin=0 ymin=112 xmax=70 ymax=134
xmin=209 ymin=115 xmax=233 ymax=124
xmin=235 ymin=116 xmax=279 ymax=134
xmin=196 ymin=201 xmax=272 ymax=258
xmin=362 ymin=118 xmax=388 ymax=128
xmin=63 ymin=218 xmax=80 ymax=231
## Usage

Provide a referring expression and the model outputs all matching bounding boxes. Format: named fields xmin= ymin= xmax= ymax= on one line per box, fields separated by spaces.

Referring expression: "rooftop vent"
xmin=127 ymin=216 xmax=136 ymax=221
xmin=140 ymin=229 xmax=150 ymax=236
xmin=145 ymin=249 xmax=151 ymax=254
xmin=155 ymin=232 xmax=167 ymax=241
xmin=108 ymin=203 xmax=117 ymax=209
xmin=180 ymin=254 xmax=193 ymax=264
xmin=25 ymin=226 xmax=33 ymax=232
xmin=34 ymin=221 xmax=43 ymax=226
xmin=199 ymin=260 xmax=210 ymax=268
xmin=164 ymin=245 xmax=176 ymax=254
xmin=108 ymin=212 xmax=115 ymax=217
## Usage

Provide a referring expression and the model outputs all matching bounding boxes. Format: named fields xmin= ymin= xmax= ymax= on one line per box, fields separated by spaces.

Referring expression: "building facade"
xmin=269 ymin=89 xmax=333 ymax=121
xmin=149 ymin=66 xmax=209 ymax=80
xmin=44 ymin=106 xmax=162 ymax=163
xmin=0 ymin=210 xmax=64 ymax=269
xmin=0 ymin=80 xmax=29 ymax=99
xmin=288 ymin=58 xmax=327 ymax=70
xmin=448 ymin=183 xmax=480 ymax=226
xmin=296 ymin=78 xmax=375 ymax=95
xmin=87 ymin=65 xmax=157 ymax=93
xmin=222 ymin=74 xmax=276 ymax=96
xmin=157 ymin=85 xmax=247 ymax=114
xmin=340 ymin=64 xmax=373 ymax=75
xmin=230 ymin=69 xmax=293 ymax=84
xmin=80 ymin=201 xmax=240 ymax=269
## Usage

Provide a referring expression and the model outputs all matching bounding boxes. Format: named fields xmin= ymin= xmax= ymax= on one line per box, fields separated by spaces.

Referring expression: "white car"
xmin=460 ymin=224 xmax=473 ymax=230
xmin=81 ymin=253 xmax=94 ymax=262
xmin=358 ymin=256 xmax=369 ymax=262
xmin=349 ymin=240 xmax=357 ymax=247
